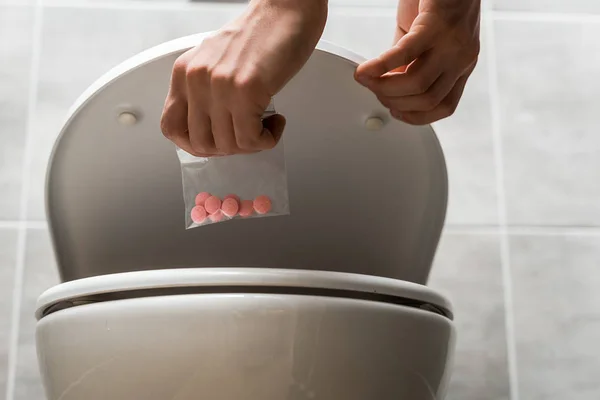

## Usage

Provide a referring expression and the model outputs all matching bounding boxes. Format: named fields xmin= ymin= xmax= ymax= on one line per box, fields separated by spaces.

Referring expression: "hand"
xmin=355 ymin=0 xmax=480 ymax=125
xmin=161 ymin=0 xmax=327 ymax=156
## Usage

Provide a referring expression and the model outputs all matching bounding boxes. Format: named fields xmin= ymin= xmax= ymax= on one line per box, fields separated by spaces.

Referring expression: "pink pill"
xmin=204 ymin=196 xmax=222 ymax=215
xmin=221 ymin=197 xmax=240 ymax=217
xmin=239 ymin=200 xmax=254 ymax=217
xmin=195 ymin=192 xmax=212 ymax=206
xmin=224 ymin=194 xmax=241 ymax=203
xmin=190 ymin=206 xmax=207 ymax=224
xmin=253 ymin=195 xmax=272 ymax=215
xmin=209 ymin=210 xmax=224 ymax=222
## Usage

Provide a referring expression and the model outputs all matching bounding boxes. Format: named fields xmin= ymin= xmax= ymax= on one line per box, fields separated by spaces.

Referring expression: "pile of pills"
xmin=191 ymin=192 xmax=272 ymax=224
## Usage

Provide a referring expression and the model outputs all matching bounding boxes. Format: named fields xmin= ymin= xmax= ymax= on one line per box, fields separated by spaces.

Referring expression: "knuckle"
xmin=172 ymin=56 xmax=188 ymax=76
xmin=233 ymin=68 xmax=261 ymax=92
xmin=440 ymin=100 xmax=458 ymax=117
xmin=210 ymin=68 xmax=235 ymax=87
xmin=190 ymin=143 xmax=210 ymax=156
xmin=160 ymin=109 xmax=178 ymax=139
xmin=263 ymin=140 xmax=277 ymax=150
xmin=233 ymin=73 xmax=261 ymax=93
xmin=377 ymin=95 xmax=392 ymax=109
xmin=422 ymin=93 xmax=442 ymax=110
xmin=160 ymin=117 xmax=172 ymax=139
xmin=216 ymin=141 xmax=237 ymax=154
xmin=186 ymin=63 xmax=210 ymax=82
xmin=413 ymin=75 xmax=432 ymax=94
xmin=470 ymin=40 xmax=481 ymax=59
xmin=459 ymin=39 xmax=480 ymax=66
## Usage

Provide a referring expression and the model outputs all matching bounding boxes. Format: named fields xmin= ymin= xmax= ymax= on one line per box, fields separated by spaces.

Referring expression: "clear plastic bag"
xmin=177 ymin=140 xmax=289 ymax=229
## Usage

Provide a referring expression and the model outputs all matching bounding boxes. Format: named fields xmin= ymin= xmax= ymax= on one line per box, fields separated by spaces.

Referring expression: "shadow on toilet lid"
xmin=46 ymin=33 xmax=448 ymax=284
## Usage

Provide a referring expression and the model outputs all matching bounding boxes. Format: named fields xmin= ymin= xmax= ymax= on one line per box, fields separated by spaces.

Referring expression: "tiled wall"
xmin=1 ymin=0 xmax=599 ymax=399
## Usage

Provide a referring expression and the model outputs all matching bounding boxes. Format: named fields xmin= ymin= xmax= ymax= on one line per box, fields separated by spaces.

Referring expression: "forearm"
xmin=396 ymin=0 xmax=480 ymax=34
xmin=249 ymin=0 xmax=328 ymax=20
xmin=396 ymin=0 xmax=419 ymax=36
xmin=247 ymin=0 xmax=328 ymax=38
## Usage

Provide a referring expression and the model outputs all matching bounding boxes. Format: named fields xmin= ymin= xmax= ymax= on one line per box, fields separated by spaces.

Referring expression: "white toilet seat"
xmin=36 ymin=269 xmax=455 ymax=400
xmin=36 ymin=268 xmax=452 ymax=320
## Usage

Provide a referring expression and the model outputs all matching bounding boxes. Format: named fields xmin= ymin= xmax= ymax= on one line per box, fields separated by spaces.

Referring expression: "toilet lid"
xmin=46 ymin=33 xmax=447 ymax=284
xmin=36 ymin=268 xmax=452 ymax=320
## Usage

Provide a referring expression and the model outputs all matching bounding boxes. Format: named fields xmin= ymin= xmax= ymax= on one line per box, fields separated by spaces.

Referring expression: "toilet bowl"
xmin=36 ymin=33 xmax=455 ymax=399
xmin=36 ymin=269 xmax=454 ymax=400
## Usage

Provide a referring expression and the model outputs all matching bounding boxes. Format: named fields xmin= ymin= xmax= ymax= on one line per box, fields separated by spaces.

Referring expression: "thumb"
xmin=259 ymin=114 xmax=286 ymax=149
xmin=355 ymin=28 xmax=434 ymax=82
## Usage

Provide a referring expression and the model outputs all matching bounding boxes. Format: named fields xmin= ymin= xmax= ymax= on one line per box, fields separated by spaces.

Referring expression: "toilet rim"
xmin=36 ymin=268 xmax=452 ymax=321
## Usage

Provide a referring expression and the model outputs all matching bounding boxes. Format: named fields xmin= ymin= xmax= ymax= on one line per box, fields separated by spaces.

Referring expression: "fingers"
xmin=365 ymin=50 xmax=443 ymax=97
xmin=161 ymin=47 xmax=286 ymax=157
xmin=160 ymin=94 xmax=190 ymax=149
xmin=210 ymin=107 xmax=237 ymax=155
xmin=379 ymin=72 xmax=458 ymax=113
xmin=396 ymin=74 xmax=470 ymax=125
xmin=355 ymin=28 xmax=435 ymax=80
xmin=187 ymin=95 xmax=216 ymax=155
xmin=231 ymin=110 xmax=284 ymax=151
xmin=262 ymin=114 xmax=286 ymax=146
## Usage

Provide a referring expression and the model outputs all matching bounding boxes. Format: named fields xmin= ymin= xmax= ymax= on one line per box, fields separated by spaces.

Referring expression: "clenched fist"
xmin=161 ymin=0 xmax=327 ymax=156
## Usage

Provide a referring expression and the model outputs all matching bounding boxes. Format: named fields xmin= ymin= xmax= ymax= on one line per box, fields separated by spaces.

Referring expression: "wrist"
xmin=249 ymin=0 xmax=328 ymax=23
xmin=245 ymin=0 xmax=328 ymax=41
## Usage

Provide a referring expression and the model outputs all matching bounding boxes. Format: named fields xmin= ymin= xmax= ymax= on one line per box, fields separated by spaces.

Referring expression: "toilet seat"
xmin=36 ymin=268 xmax=452 ymax=320
xmin=36 ymin=269 xmax=455 ymax=400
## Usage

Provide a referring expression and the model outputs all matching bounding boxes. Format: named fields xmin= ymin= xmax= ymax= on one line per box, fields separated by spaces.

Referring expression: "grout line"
xmin=29 ymin=0 xmax=600 ymax=23
xmin=38 ymin=0 xmax=400 ymax=13
xmin=443 ymin=225 xmax=600 ymax=236
xmin=492 ymin=10 xmax=600 ymax=23
xmin=0 ymin=0 xmax=31 ymax=6
xmin=0 ymin=221 xmax=48 ymax=230
xmin=0 ymin=222 xmax=21 ymax=230
xmin=5 ymin=1 xmax=44 ymax=399
xmin=484 ymin=8 xmax=520 ymax=400
xmin=505 ymin=226 xmax=600 ymax=236
xmin=4 ymin=221 xmax=600 ymax=235
xmin=40 ymin=0 xmax=250 ymax=11
xmin=443 ymin=225 xmax=499 ymax=235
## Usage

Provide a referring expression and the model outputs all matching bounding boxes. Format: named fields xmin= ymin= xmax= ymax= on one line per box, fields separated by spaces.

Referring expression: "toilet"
xmin=35 ymin=33 xmax=456 ymax=400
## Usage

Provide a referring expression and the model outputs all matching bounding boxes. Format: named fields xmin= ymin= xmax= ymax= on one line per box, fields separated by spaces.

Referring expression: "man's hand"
xmin=161 ymin=0 xmax=327 ymax=156
xmin=355 ymin=0 xmax=480 ymax=125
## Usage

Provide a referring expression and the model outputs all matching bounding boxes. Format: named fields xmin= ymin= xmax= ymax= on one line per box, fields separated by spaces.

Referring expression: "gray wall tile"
xmin=496 ymin=21 xmax=600 ymax=226
xmin=434 ymin=29 xmax=498 ymax=226
xmin=510 ymin=234 xmax=600 ymax=400
xmin=0 ymin=229 xmax=18 ymax=399
xmin=0 ymin=6 xmax=33 ymax=220
xmin=322 ymin=8 xmax=396 ymax=60
xmin=493 ymin=0 xmax=600 ymax=14
xmin=26 ymin=5 xmax=246 ymax=220
xmin=0 ymin=1 xmax=33 ymax=5
xmin=40 ymin=0 xmax=395 ymax=5
xmin=429 ymin=232 xmax=510 ymax=400
xmin=15 ymin=229 xmax=59 ymax=400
